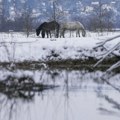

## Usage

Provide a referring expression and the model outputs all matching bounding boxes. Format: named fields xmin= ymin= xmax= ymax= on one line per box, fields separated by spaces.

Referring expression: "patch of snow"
xmin=0 ymin=31 xmax=119 ymax=62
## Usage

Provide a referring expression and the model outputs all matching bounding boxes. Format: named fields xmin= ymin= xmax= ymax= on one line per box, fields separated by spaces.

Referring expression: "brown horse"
xmin=36 ymin=21 xmax=60 ymax=38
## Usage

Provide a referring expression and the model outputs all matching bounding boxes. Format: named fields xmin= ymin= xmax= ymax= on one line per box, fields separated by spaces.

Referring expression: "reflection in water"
xmin=0 ymin=75 xmax=57 ymax=101
xmin=96 ymin=72 xmax=120 ymax=117
xmin=0 ymin=68 xmax=120 ymax=120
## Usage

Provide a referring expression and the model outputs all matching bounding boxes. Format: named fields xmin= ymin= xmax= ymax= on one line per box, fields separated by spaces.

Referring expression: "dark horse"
xmin=36 ymin=21 xmax=60 ymax=38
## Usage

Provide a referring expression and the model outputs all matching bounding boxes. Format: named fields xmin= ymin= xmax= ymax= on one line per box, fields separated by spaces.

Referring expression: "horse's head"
xmin=82 ymin=29 xmax=86 ymax=37
xmin=36 ymin=22 xmax=47 ymax=36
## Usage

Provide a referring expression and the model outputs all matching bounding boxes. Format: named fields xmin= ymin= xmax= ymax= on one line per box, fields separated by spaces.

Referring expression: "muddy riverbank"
xmin=0 ymin=56 xmax=119 ymax=71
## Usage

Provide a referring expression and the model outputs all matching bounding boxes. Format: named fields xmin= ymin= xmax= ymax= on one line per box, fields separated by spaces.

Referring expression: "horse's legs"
xmin=60 ymin=29 xmax=65 ymax=38
xmin=56 ymin=28 xmax=59 ymax=38
xmin=41 ymin=30 xmax=45 ymax=38
xmin=63 ymin=30 xmax=65 ymax=38
xmin=49 ymin=31 xmax=52 ymax=38
xmin=76 ymin=30 xmax=78 ymax=37
xmin=60 ymin=30 xmax=63 ymax=38
xmin=48 ymin=30 xmax=52 ymax=38
xmin=54 ymin=29 xmax=57 ymax=38
xmin=78 ymin=30 xmax=80 ymax=37
xmin=70 ymin=30 xmax=73 ymax=37
xmin=46 ymin=31 xmax=49 ymax=38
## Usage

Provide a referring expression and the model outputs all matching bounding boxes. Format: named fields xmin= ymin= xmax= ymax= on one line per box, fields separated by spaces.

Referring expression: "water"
xmin=0 ymin=68 xmax=120 ymax=120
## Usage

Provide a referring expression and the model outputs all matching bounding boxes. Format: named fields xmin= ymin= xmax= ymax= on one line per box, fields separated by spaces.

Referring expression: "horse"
xmin=36 ymin=21 xmax=60 ymax=38
xmin=36 ymin=22 xmax=48 ymax=38
xmin=60 ymin=21 xmax=86 ymax=38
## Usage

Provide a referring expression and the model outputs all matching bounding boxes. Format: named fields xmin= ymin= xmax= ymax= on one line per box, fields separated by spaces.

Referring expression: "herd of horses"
xmin=36 ymin=21 xmax=86 ymax=38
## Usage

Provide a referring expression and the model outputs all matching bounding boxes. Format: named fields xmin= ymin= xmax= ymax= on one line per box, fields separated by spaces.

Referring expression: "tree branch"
xmin=94 ymin=42 xmax=120 ymax=67
xmin=107 ymin=61 xmax=120 ymax=72
xmin=95 ymin=35 xmax=120 ymax=48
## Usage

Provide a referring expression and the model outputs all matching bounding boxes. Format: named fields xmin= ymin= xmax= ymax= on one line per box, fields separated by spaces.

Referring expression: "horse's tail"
xmin=57 ymin=24 xmax=60 ymax=38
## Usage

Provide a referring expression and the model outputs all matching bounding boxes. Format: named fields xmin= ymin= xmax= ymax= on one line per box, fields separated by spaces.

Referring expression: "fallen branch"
xmin=107 ymin=61 xmax=120 ymax=72
xmin=94 ymin=42 xmax=120 ymax=67
xmin=95 ymin=35 xmax=120 ymax=48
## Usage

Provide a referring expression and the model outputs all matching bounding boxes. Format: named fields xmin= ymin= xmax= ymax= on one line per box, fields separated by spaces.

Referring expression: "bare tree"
xmin=24 ymin=11 xmax=32 ymax=37
xmin=0 ymin=0 xmax=6 ymax=31
xmin=91 ymin=0 xmax=114 ymax=32
xmin=22 ymin=1 xmax=32 ymax=37
xmin=49 ymin=0 xmax=66 ymax=22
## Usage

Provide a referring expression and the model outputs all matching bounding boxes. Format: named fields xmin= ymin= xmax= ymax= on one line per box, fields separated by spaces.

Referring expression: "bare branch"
xmin=94 ymin=42 xmax=120 ymax=67
xmin=103 ymin=44 xmax=120 ymax=57
xmin=95 ymin=35 xmax=120 ymax=48
xmin=107 ymin=61 xmax=120 ymax=72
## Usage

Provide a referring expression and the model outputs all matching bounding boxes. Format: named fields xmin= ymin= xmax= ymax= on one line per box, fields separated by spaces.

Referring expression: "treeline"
xmin=0 ymin=0 xmax=120 ymax=32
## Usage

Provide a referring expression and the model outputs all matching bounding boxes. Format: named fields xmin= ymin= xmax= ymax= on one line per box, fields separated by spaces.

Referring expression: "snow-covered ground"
xmin=0 ymin=31 xmax=119 ymax=62
xmin=0 ymin=32 xmax=120 ymax=120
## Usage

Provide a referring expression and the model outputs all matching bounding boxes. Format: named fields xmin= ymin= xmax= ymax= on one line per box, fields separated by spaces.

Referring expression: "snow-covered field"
xmin=0 ymin=31 xmax=119 ymax=62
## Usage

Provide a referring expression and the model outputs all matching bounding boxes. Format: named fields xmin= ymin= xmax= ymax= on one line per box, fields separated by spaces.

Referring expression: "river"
xmin=0 ymin=68 xmax=120 ymax=120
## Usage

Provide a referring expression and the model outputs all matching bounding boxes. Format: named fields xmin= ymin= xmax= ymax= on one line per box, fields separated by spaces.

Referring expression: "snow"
xmin=0 ymin=31 xmax=120 ymax=120
xmin=0 ymin=31 xmax=119 ymax=62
